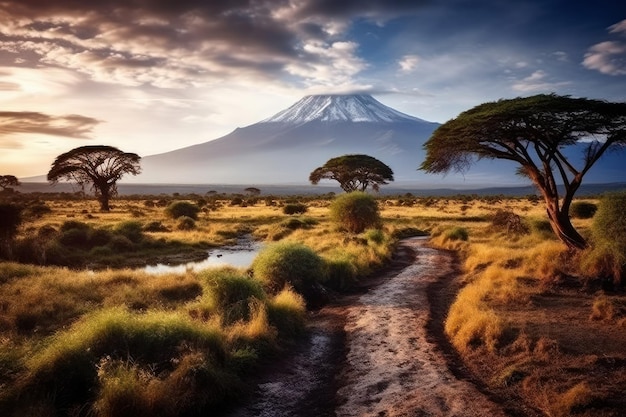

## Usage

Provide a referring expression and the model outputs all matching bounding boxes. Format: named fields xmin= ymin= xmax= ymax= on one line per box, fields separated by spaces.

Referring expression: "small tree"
xmin=47 ymin=145 xmax=141 ymax=211
xmin=0 ymin=175 xmax=20 ymax=192
xmin=309 ymin=154 xmax=394 ymax=192
xmin=244 ymin=187 xmax=261 ymax=196
xmin=330 ymin=191 xmax=380 ymax=233
xmin=421 ymin=94 xmax=626 ymax=250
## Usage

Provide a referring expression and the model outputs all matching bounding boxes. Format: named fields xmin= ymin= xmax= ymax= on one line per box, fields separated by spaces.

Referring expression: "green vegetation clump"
xmin=330 ymin=191 xmax=380 ymax=233
xmin=282 ymin=203 xmax=308 ymax=215
xmin=197 ymin=268 xmax=266 ymax=324
xmin=443 ymin=226 xmax=469 ymax=241
xmin=176 ymin=216 xmax=196 ymax=230
xmin=251 ymin=241 xmax=325 ymax=300
xmin=580 ymin=192 xmax=626 ymax=285
xmin=165 ymin=201 xmax=200 ymax=220
xmin=569 ymin=201 xmax=597 ymax=219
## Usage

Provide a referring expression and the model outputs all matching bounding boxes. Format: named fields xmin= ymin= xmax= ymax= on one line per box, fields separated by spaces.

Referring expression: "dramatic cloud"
xmin=583 ymin=19 xmax=626 ymax=76
xmin=0 ymin=0 xmax=429 ymax=90
xmin=0 ymin=112 xmax=101 ymax=144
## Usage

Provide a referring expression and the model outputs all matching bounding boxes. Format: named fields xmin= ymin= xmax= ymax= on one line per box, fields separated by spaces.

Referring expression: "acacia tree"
xmin=0 ymin=175 xmax=20 ymax=191
xmin=309 ymin=154 xmax=394 ymax=192
xmin=420 ymin=94 xmax=626 ymax=250
xmin=47 ymin=145 xmax=141 ymax=211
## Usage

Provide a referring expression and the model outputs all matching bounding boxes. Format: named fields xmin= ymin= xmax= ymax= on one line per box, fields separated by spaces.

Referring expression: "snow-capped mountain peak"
xmin=262 ymin=94 xmax=426 ymax=124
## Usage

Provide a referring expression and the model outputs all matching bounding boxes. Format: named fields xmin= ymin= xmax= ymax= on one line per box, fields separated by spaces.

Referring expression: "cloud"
xmin=583 ymin=41 xmax=626 ymax=76
xmin=398 ymin=55 xmax=419 ymax=73
xmin=583 ymin=19 xmax=626 ymax=76
xmin=511 ymin=70 xmax=570 ymax=92
xmin=0 ymin=112 xmax=101 ymax=145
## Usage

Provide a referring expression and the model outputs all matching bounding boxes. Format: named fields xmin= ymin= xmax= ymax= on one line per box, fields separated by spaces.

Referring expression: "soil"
xmin=223 ymin=237 xmax=518 ymax=417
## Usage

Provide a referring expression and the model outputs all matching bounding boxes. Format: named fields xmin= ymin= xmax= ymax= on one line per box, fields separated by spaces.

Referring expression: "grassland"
xmin=1 ymin=192 xmax=625 ymax=416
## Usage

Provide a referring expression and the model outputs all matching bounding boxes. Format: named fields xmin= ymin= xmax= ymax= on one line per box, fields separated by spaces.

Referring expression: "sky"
xmin=0 ymin=0 xmax=625 ymax=178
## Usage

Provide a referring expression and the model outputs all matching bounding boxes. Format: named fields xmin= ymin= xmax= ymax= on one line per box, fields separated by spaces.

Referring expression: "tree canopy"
xmin=309 ymin=154 xmax=394 ymax=192
xmin=0 ymin=175 xmax=20 ymax=191
xmin=421 ymin=94 xmax=626 ymax=249
xmin=47 ymin=145 xmax=141 ymax=211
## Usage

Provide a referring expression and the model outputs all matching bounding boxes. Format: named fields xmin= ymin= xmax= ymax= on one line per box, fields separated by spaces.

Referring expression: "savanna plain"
xmin=0 ymin=190 xmax=625 ymax=417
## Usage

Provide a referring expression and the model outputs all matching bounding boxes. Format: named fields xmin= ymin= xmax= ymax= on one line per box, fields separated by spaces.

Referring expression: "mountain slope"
xmin=134 ymin=94 xmax=626 ymax=186
xmin=137 ymin=95 xmax=444 ymax=184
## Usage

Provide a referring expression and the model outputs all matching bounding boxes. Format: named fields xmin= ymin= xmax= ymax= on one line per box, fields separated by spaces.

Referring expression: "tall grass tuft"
xmin=196 ymin=267 xmax=266 ymax=324
xmin=12 ymin=308 xmax=228 ymax=413
xmin=251 ymin=241 xmax=325 ymax=301
xmin=266 ymin=287 xmax=306 ymax=337
xmin=329 ymin=191 xmax=380 ymax=233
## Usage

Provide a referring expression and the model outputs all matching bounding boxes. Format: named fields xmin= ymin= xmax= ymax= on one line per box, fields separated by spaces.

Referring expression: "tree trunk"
xmin=546 ymin=206 xmax=588 ymax=250
xmin=96 ymin=183 xmax=111 ymax=211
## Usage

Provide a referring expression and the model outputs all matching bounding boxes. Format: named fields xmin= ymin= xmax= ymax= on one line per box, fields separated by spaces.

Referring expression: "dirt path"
xmin=225 ymin=237 xmax=510 ymax=417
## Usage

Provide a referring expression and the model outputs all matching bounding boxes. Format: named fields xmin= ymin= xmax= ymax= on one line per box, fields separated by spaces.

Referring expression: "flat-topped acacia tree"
xmin=309 ymin=154 xmax=394 ymax=192
xmin=47 ymin=145 xmax=141 ymax=211
xmin=420 ymin=94 xmax=626 ymax=250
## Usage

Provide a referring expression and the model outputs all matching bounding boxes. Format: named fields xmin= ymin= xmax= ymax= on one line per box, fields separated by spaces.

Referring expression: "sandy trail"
xmin=225 ymin=237 xmax=509 ymax=417
xmin=335 ymin=237 xmax=507 ymax=416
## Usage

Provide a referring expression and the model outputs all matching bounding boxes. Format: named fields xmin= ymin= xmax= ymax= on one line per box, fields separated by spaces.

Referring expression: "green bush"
xmin=363 ymin=228 xmax=385 ymax=244
xmin=282 ymin=203 xmax=307 ymax=215
xmin=115 ymin=221 xmax=144 ymax=243
xmin=330 ymin=192 xmax=380 ymax=233
xmin=570 ymin=201 xmax=598 ymax=219
xmin=165 ymin=201 xmax=200 ymax=220
xmin=0 ymin=203 xmax=22 ymax=250
xmin=198 ymin=268 xmax=266 ymax=324
xmin=59 ymin=227 xmax=90 ymax=247
xmin=324 ymin=256 xmax=358 ymax=291
xmin=177 ymin=216 xmax=196 ymax=230
xmin=107 ymin=235 xmax=135 ymax=252
xmin=59 ymin=220 xmax=90 ymax=232
xmin=581 ymin=193 xmax=626 ymax=284
xmin=251 ymin=242 xmax=325 ymax=298
xmin=143 ymin=221 xmax=169 ymax=232
xmin=443 ymin=226 xmax=469 ymax=241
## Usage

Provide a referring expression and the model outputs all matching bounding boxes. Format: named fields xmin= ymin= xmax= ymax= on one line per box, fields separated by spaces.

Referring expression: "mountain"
xmin=133 ymin=94 xmax=625 ymax=187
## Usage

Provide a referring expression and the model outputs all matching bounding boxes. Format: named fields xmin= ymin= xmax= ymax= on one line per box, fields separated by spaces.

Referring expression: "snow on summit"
xmin=262 ymin=95 xmax=426 ymax=124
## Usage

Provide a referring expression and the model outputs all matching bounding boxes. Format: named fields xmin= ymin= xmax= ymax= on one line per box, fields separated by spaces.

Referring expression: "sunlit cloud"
xmin=0 ymin=112 xmax=101 ymax=146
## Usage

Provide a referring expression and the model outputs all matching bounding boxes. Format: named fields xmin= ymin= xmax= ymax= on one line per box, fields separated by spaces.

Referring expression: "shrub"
xmin=177 ymin=216 xmax=196 ymax=230
xmin=115 ymin=221 xmax=144 ymax=243
xmin=107 ymin=235 xmax=135 ymax=252
xmin=88 ymin=228 xmax=113 ymax=246
xmin=324 ymin=256 xmax=358 ymax=291
xmin=59 ymin=220 xmax=90 ymax=232
xmin=59 ymin=227 xmax=90 ymax=247
xmin=443 ymin=226 xmax=469 ymax=242
xmin=143 ymin=221 xmax=169 ymax=232
xmin=198 ymin=268 xmax=266 ymax=324
xmin=491 ymin=210 xmax=529 ymax=234
xmin=569 ymin=201 xmax=597 ymax=219
xmin=330 ymin=192 xmax=380 ymax=233
xmin=165 ymin=201 xmax=200 ymax=220
xmin=583 ymin=192 xmax=626 ymax=284
xmin=251 ymin=242 xmax=325 ymax=300
xmin=266 ymin=288 xmax=306 ymax=337
xmin=363 ymin=228 xmax=385 ymax=244
xmin=282 ymin=203 xmax=307 ymax=215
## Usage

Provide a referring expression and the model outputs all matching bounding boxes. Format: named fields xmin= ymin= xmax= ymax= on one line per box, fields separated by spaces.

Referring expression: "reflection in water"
xmin=144 ymin=240 xmax=262 ymax=274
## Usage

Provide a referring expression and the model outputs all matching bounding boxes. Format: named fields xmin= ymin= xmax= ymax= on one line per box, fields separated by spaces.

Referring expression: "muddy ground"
xmin=223 ymin=237 xmax=529 ymax=417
